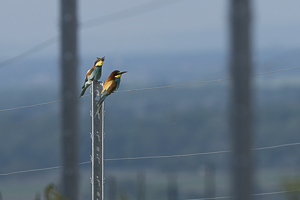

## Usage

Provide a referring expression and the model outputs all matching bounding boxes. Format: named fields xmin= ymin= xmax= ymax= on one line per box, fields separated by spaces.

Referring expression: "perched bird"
xmin=95 ymin=70 xmax=127 ymax=115
xmin=79 ymin=56 xmax=105 ymax=98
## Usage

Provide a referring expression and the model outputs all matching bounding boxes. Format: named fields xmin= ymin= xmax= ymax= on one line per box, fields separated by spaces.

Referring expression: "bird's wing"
xmin=96 ymin=80 xmax=117 ymax=112
xmin=85 ymin=67 xmax=95 ymax=82
xmin=101 ymin=80 xmax=117 ymax=97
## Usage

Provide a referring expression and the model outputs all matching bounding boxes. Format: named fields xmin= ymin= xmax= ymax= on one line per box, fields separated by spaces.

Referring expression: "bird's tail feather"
xmin=95 ymin=104 xmax=103 ymax=116
xmin=95 ymin=96 xmax=107 ymax=116
xmin=79 ymin=87 xmax=87 ymax=98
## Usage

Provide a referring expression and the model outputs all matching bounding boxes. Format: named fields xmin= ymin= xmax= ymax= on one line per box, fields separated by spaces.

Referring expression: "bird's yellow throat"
xmin=96 ymin=61 xmax=103 ymax=66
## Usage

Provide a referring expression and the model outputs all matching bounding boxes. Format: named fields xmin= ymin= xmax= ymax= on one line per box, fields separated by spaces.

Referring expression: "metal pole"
xmin=229 ymin=0 xmax=253 ymax=200
xmin=92 ymin=81 xmax=105 ymax=200
xmin=60 ymin=0 xmax=78 ymax=199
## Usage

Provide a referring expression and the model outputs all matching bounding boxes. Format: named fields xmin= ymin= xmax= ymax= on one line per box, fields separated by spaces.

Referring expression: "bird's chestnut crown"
xmin=95 ymin=56 xmax=105 ymax=66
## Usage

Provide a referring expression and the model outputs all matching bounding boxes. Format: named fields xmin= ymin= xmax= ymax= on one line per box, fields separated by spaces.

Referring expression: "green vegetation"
xmin=283 ymin=177 xmax=300 ymax=200
xmin=32 ymin=184 xmax=64 ymax=200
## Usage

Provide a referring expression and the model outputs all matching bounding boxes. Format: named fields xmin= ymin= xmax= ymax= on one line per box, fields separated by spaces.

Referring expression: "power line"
xmin=1 ymin=141 xmax=300 ymax=177
xmin=0 ymin=78 xmax=228 ymax=112
xmin=0 ymin=36 xmax=58 ymax=68
xmin=1 ymin=65 xmax=300 ymax=113
xmin=255 ymin=142 xmax=300 ymax=151
xmin=81 ymin=0 xmax=183 ymax=29
xmin=0 ymin=161 xmax=91 ymax=176
xmin=0 ymin=100 xmax=60 ymax=112
xmin=0 ymin=94 xmax=90 ymax=113
xmin=118 ymin=78 xmax=229 ymax=93
xmin=184 ymin=196 xmax=231 ymax=200
xmin=186 ymin=190 xmax=294 ymax=200
xmin=105 ymin=150 xmax=230 ymax=161
xmin=0 ymin=0 xmax=183 ymax=69
xmin=253 ymin=190 xmax=289 ymax=197
xmin=106 ymin=141 xmax=300 ymax=161
xmin=254 ymin=66 xmax=300 ymax=76
xmin=183 ymin=189 xmax=293 ymax=200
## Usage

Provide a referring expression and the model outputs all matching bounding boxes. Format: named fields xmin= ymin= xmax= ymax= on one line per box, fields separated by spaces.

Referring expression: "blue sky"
xmin=1 ymin=0 xmax=300 ymax=61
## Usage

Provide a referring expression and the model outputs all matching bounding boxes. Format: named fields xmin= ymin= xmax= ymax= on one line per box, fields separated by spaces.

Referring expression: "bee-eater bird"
xmin=79 ymin=56 xmax=105 ymax=98
xmin=95 ymin=70 xmax=127 ymax=115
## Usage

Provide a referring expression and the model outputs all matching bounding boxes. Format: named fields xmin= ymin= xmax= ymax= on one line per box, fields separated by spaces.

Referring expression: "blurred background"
xmin=1 ymin=0 xmax=300 ymax=199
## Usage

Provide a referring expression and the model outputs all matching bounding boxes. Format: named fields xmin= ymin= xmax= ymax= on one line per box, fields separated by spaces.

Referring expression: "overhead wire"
xmin=0 ymin=100 xmax=60 ymax=112
xmin=117 ymin=78 xmax=229 ymax=93
xmin=1 ymin=65 xmax=299 ymax=113
xmin=105 ymin=141 xmax=300 ymax=161
xmin=0 ymin=36 xmax=58 ymax=68
xmin=184 ymin=196 xmax=231 ymax=200
xmin=0 ymin=0 xmax=183 ymax=69
xmin=105 ymin=150 xmax=231 ymax=161
xmin=254 ymin=66 xmax=300 ymax=76
xmin=0 ymin=161 xmax=91 ymax=176
xmin=1 ymin=141 xmax=300 ymax=176
xmin=183 ymin=189 xmax=294 ymax=200
xmin=81 ymin=0 xmax=183 ymax=29
xmin=0 ymin=78 xmax=228 ymax=112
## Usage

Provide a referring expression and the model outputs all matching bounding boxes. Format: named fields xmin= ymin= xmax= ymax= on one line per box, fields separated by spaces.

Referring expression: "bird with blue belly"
xmin=79 ymin=56 xmax=105 ymax=98
xmin=95 ymin=70 xmax=127 ymax=115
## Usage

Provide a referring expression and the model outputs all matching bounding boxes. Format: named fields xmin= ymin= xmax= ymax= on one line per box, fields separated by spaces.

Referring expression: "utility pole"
xmin=92 ymin=81 xmax=105 ymax=200
xmin=229 ymin=0 xmax=253 ymax=200
xmin=60 ymin=0 xmax=78 ymax=200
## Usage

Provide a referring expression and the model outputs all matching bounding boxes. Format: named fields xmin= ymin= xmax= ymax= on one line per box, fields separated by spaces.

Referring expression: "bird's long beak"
xmin=101 ymin=56 xmax=105 ymax=61
xmin=115 ymin=71 xmax=127 ymax=78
